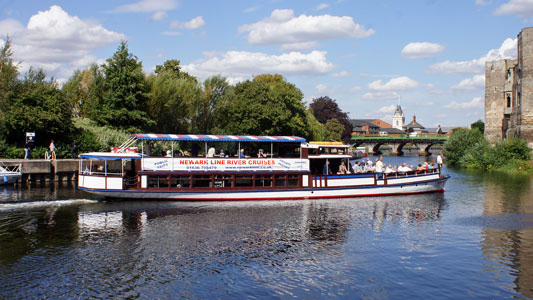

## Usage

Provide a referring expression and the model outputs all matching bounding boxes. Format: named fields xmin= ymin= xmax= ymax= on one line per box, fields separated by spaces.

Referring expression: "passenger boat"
xmin=77 ymin=134 xmax=450 ymax=200
xmin=0 ymin=163 xmax=21 ymax=186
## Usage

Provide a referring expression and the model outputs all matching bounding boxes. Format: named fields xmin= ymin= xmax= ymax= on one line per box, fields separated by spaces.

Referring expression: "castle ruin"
xmin=485 ymin=27 xmax=533 ymax=147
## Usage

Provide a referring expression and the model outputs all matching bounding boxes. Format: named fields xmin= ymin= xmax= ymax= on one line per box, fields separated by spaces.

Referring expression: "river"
xmin=0 ymin=155 xmax=532 ymax=299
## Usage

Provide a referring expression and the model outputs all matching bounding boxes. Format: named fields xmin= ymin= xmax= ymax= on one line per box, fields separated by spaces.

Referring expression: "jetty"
xmin=1 ymin=159 xmax=79 ymax=184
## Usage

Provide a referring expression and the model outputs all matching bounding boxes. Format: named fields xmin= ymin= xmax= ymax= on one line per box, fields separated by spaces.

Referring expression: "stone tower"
xmin=392 ymin=104 xmax=405 ymax=130
xmin=485 ymin=27 xmax=533 ymax=147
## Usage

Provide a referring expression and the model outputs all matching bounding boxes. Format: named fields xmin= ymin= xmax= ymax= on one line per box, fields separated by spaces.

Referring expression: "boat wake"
xmin=0 ymin=199 xmax=99 ymax=212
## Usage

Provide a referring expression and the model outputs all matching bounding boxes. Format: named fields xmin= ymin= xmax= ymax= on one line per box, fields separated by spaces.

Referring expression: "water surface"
xmin=1 ymin=155 xmax=532 ymax=299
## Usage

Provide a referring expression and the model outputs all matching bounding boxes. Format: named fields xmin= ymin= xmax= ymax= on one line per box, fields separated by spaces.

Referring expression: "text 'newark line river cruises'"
xmin=77 ymin=133 xmax=450 ymax=201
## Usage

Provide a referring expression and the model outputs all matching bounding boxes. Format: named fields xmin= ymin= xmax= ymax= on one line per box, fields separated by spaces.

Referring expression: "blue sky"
xmin=1 ymin=0 xmax=532 ymax=128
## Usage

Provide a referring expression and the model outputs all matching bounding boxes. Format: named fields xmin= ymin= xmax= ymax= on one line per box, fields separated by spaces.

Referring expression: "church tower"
xmin=392 ymin=105 xmax=405 ymax=130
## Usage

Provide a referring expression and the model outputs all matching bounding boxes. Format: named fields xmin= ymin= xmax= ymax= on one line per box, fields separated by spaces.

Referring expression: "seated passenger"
xmin=385 ymin=164 xmax=394 ymax=173
xmin=219 ymin=149 xmax=226 ymax=157
xmin=239 ymin=149 xmax=247 ymax=158
xmin=416 ymin=164 xmax=424 ymax=172
xmin=354 ymin=161 xmax=363 ymax=173
xmin=257 ymin=149 xmax=267 ymax=158
xmin=337 ymin=161 xmax=348 ymax=175
xmin=207 ymin=146 xmax=216 ymax=158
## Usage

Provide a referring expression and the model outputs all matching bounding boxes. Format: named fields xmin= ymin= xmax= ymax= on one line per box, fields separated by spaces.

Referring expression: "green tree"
xmin=309 ymin=96 xmax=352 ymax=142
xmin=442 ymin=128 xmax=484 ymax=166
xmin=470 ymin=119 xmax=485 ymax=134
xmin=155 ymin=59 xmax=197 ymax=82
xmin=147 ymin=71 xmax=199 ymax=133
xmin=305 ymin=108 xmax=325 ymax=141
xmin=324 ymin=119 xmax=344 ymax=141
xmin=191 ymin=75 xmax=233 ymax=133
xmin=62 ymin=64 xmax=103 ymax=118
xmin=223 ymin=74 xmax=309 ymax=137
xmin=3 ymin=68 xmax=72 ymax=143
xmin=0 ymin=37 xmax=19 ymax=137
xmin=91 ymin=41 xmax=154 ymax=132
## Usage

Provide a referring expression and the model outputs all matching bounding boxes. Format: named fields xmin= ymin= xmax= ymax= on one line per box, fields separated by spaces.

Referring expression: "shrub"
xmin=443 ymin=128 xmax=484 ymax=166
xmin=494 ymin=137 xmax=531 ymax=161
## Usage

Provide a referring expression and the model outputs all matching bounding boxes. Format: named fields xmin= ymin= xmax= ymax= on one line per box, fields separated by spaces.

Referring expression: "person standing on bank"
xmin=72 ymin=140 xmax=78 ymax=159
xmin=49 ymin=140 xmax=56 ymax=160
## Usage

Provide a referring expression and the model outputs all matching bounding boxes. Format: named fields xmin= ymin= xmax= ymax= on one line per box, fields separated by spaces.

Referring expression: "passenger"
xmin=393 ymin=165 xmax=399 ymax=172
xmin=219 ymin=149 xmax=226 ymax=157
xmin=385 ymin=164 xmax=394 ymax=174
xmin=423 ymin=162 xmax=429 ymax=170
xmin=337 ymin=161 xmax=348 ymax=175
xmin=239 ymin=149 xmax=247 ymax=158
xmin=354 ymin=161 xmax=363 ymax=173
xmin=207 ymin=146 xmax=216 ymax=158
xmin=257 ymin=149 xmax=267 ymax=158
xmin=437 ymin=152 xmax=443 ymax=170
xmin=323 ymin=160 xmax=332 ymax=175
xmin=416 ymin=164 xmax=424 ymax=172
xmin=398 ymin=163 xmax=410 ymax=173
xmin=166 ymin=150 xmax=172 ymax=157
xmin=366 ymin=158 xmax=374 ymax=169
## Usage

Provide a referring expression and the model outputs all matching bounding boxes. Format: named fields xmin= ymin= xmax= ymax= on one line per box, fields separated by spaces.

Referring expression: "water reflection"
xmin=480 ymin=172 xmax=533 ymax=299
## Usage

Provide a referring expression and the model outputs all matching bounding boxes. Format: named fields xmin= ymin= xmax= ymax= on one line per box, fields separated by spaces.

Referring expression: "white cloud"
xmin=1 ymin=6 xmax=124 ymax=80
xmin=368 ymin=76 xmax=419 ymax=91
xmin=444 ymin=97 xmax=483 ymax=109
xmin=170 ymin=16 xmax=205 ymax=30
xmin=238 ymin=9 xmax=374 ymax=49
xmin=451 ymin=74 xmax=485 ymax=92
xmin=281 ymin=41 xmax=318 ymax=51
xmin=476 ymin=0 xmax=491 ymax=5
xmin=362 ymin=91 xmax=399 ymax=101
xmin=182 ymin=50 xmax=335 ymax=81
xmin=316 ymin=3 xmax=330 ymax=10
xmin=151 ymin=11 xmax=167 ymax=21
xmin=109 ymin=0 xmax=179 ymax=13
xmin=401 ymin=42 xmax=444 ymax=59
xmin=428 ymin=38 xmax=516 ymax=74
xmin=332 ymin=71 xmax=351 ymax=78
xmin=377 ymin=104 xmax=396 ymax=113
xmin=348 ymin=85 xmax=361 ymax=93
xmin=0 ymin=18 xmax=25 ymax=35
xmin=494 ymin=0 xmax=533 ymax=18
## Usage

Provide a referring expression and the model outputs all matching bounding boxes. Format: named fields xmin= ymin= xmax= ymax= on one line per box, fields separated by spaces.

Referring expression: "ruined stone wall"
xmin=485 ymin=59 xmax=509 ymax=143
xmin=517 ymin=28 xmax=533 ymax=144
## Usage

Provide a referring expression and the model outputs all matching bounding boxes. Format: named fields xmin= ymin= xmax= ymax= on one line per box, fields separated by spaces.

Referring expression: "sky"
xmin=1 ymin=0 xmax=532 ymax=128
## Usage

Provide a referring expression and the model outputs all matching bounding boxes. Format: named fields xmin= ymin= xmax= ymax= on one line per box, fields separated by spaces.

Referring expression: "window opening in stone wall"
xmin=507 ymin=95 xmax=511 ymax=108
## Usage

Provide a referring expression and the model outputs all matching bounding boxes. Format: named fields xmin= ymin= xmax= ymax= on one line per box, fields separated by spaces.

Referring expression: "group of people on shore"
xmin=324 ymin=153 xmax=444 ymax=176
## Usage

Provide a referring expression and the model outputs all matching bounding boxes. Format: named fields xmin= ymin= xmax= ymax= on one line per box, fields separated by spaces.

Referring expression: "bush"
xmin=494 ymin=137 xmax=531 ymax=161
xmin=443 ymin=128 xmax=484 ymax=166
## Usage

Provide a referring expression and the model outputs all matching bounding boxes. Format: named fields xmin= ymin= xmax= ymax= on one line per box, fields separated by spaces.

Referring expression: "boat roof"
xmin=305 ymin=141 xmax=350 ymax=148
xmin=80 ymin=152 xmax=146 ymax=160
xmin=131 ymin=134 xmax=306 ymax=143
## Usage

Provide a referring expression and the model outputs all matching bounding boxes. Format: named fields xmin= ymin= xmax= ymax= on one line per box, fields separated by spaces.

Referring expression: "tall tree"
xmin=191 ymin=75 xmax=232 ymax=133
xmin=155 ymin=59 xmax=197 ymax=82
xmin=147 ymin=71 xmax=199 ymax=133
xmin=0 ymin=37 xmax=19 ymax=135
xmin=92 ymin=41 xmax=154 ymax=132
xmin=310 ymin=96 xmax=353 ymax=142
xmin=3 ymin=68 xmax=72 ymax=143
xmin=62 ymin=64 xmax=103 ymax=118
xmin=222 ymin=74 xmax=310 ymax=137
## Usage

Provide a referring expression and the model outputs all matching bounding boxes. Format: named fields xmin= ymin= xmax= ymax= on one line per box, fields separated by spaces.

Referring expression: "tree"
xmin=191 ymin=75 xmax=232 ymax=133
xmin=147 ymin=71 xmax=199 ymax=133
xmin=3 ymin=68 xmax=72 ymax=143
xmin=92 ymin=41 xmax=154 ymax=132
xmin=442 ymin=128 xmax=484 ymax=166
xmin=305 ymin=108 xmax=325 ymax=141
xmin=0 ymin=37 xmax=19 ymax=137
xmin=62 ymin=64 xmax=103 ymax=118
xmin=155 ymin=59 xmax=197 ymax=82
xmin=324 ymin=119 xmax=344 ymax=141
xmin=309 ymin=96 xmax=352 ymax=142
xmin=470 ymin=119 xmax=485 ymax=134
xmin=222 ymin=74 xmax=310 ymax=137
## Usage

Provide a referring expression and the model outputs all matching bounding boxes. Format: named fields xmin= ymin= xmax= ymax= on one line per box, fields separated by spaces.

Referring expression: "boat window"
xmin=192 ymin=175 xmax=211 ymax=188
xmin=308 ymin=148 xmax=319 ymax=155
xmin=235 ymin=175 xmax=253 ymax=187
xmin=274 ymin=174 xmax=287 ymax=187
xmin=254 ymin=175 xmax=272 ymax=187
xmin=148 ymin=175 xmax=169 ymax=188
xmin=330 ymin=148 xmax=338 ymax=154
xmin=171 ymin=175 xmax=190 ymax=188
xmin=214 ymin=175 xmax=233 ymax=188
xmin=287 ymin=174 xmax=300 ymax=187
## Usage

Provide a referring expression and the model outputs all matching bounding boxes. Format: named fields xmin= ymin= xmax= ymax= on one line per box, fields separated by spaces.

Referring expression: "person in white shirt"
xmin=437 ymin=153 xmax=443 ymax=170
xmin=207 ymin=146 xmax=216 ymax=157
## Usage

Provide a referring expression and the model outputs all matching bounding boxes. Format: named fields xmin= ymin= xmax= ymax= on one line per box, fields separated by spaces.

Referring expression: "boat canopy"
xmin=80 ymin=152 xmax=146 ymax=160
xmin=131 ymin=134 xmax=306 ymax=143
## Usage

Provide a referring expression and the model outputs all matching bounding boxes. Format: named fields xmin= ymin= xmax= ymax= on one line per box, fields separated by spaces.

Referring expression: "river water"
xmin=0 ymin=155 xmax=532 ymax=299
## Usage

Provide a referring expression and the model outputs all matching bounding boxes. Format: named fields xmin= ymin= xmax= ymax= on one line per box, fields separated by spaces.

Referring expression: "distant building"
xmin=350 ymin=119 xmax=404 ymax=136
xmin=485 ymin=27 xmax=533 ymax=147
xmin=392 ymin=105 xmax=405 ymax=130
xmin=405 ymin=115 xmax=425 ymax=133
xmin=371 ymin=119 xmax=392 ymax=128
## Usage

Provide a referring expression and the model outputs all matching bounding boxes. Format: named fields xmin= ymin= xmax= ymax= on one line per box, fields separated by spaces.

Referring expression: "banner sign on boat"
xmin=141 ymin=158 xmax=309 ymax=172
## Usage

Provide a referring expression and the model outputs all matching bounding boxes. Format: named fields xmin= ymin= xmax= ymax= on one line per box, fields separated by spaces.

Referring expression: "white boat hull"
xmin=79 ymin=174 xmax=449 ymax=201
